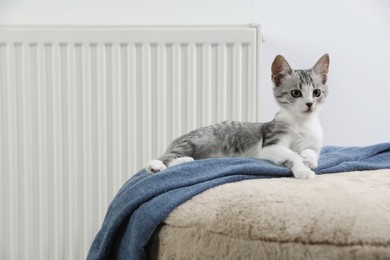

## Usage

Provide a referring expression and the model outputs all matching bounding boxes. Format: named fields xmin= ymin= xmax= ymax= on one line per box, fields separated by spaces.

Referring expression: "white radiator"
xmin=0 ymin=25 xmax=261 ymax=260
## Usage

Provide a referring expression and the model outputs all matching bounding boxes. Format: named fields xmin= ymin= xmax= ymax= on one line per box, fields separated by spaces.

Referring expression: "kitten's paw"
xmin=292 ymin=166 xmax=316 ymax=180
xmin=300 ymin=150 xmax=318 ymax=169
xmin=168 ymin=157 xmax=194 ymax=167
xmin=145 ymin=160 xmax=167 ymax=173
xmin=303 ymin=157 xmax=318 ymax=169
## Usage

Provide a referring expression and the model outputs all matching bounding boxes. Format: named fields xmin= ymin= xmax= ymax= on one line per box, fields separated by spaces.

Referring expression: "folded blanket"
xmin=87 ymin=143 xmax=390 ymax=260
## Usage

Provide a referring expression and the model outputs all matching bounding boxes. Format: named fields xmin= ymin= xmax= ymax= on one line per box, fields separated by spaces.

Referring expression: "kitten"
xmin=145 ymin=54 xmax=329 ymax=179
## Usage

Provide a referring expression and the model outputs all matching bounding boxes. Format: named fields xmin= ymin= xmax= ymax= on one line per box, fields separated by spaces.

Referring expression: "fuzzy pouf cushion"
xmin=147 ymin=169 xmax=390 ymax=260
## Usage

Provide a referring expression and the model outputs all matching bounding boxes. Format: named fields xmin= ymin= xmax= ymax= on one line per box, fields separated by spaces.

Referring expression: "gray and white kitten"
xmin=145 ymin=54 xmax=330 ymax=179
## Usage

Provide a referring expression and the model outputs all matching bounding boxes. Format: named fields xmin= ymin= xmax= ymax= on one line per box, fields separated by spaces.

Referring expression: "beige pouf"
xmin=147 ymin=169 xmax=390 ymax=260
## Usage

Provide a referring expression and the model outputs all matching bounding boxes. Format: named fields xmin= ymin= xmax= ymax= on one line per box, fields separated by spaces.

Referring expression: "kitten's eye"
xmin=291 ymin=90 xmax=302 ymax=98
xmin=313 ymin=89 xmax=322 ymax=97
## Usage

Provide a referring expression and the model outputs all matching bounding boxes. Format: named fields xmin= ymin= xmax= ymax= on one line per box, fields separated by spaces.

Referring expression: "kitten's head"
xmin=271 ymin=54 xmax=330 ymax=117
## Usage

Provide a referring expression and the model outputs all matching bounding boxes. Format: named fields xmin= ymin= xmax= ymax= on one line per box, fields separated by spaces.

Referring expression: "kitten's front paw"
xmin=300 ymin=150 xmax=318 ymax=169
xmin=303 ymin=157 xmax=318 ymax=169
xmin=145 ymin=160 xmax=167 ymax=173
xmin=292 ymin=166 xmax=316 ymax=180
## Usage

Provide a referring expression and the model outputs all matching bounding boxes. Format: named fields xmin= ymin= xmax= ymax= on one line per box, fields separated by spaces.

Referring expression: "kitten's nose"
xmin=306 ymin=103 xmax=313 ymax=109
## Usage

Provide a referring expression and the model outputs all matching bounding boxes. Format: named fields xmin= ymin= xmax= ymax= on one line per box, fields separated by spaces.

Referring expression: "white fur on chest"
xmin=278 ymin=111 xmax=323 ymax=153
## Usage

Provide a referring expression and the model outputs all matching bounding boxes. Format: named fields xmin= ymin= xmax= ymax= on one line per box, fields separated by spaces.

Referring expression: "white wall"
xmin=1 ymin=0 xmax=389 ymax=146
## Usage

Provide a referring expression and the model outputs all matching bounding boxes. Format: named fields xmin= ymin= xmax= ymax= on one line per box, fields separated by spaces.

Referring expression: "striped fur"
xmin=146 ymin=54 xmax=330 ymax=179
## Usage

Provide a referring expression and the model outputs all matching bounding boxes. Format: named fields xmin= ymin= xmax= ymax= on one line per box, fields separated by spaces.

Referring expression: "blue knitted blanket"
xmin=88 ymin=143 xmax=390 ymax=260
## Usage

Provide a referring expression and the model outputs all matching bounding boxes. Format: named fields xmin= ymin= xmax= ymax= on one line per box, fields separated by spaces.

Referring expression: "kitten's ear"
xmin=271 ymin=55 xmax=293 ymax=87
xmin=312 ymin=54 xmax=330 ymax=84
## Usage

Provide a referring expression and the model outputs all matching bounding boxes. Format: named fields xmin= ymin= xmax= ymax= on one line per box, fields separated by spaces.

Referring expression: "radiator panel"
xmin=0 ymin=26 xmax=260 ymax=259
